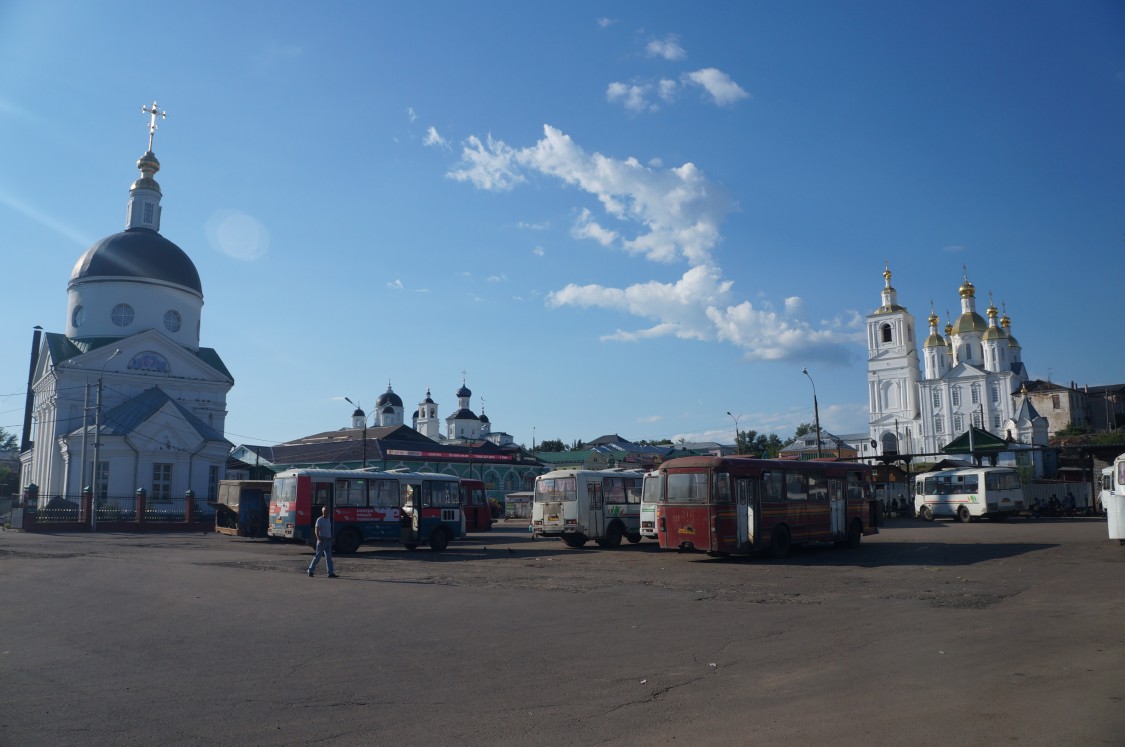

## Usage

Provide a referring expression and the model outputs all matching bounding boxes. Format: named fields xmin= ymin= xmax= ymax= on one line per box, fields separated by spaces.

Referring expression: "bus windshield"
xmin=665 ymin=472 xmax=709 ymax=504
xmin=536 ymin=477 xmax=577 ymax=501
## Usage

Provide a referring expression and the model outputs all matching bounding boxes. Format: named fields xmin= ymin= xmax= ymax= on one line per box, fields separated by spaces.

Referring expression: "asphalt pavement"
xmin=1 ymin=516 xmax=1122 ymax=746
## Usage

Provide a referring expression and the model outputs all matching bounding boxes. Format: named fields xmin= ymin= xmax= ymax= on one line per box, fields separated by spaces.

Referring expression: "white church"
xmin=866 ymin=264 xmax=1048 ymax=467
xmin=350 ymin=378 xmax=513 ymax=446
xmin=19 ymin=105 xmax=233 ymax=504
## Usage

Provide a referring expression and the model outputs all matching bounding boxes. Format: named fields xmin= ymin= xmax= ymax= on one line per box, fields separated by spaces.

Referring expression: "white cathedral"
xmin=866 ymin=264 xmax=1047 ymax=462
xmin=19 ymin=105 xmax=233 ymax=504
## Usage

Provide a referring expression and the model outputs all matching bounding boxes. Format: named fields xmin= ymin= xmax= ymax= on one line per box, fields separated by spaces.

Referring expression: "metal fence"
xmin=14 ymin=492 xmax=215 ymax=531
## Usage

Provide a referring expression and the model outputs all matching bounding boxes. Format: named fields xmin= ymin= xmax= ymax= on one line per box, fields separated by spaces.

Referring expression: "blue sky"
xmin=2 ymin=1 xmax=1123 ymax=450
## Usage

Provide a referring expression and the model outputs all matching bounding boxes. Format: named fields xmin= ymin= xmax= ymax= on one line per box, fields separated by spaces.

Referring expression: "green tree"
xmin=735 ymin=428 xmax=758 ymax=455
xmin=754 ymin=434 xmax=784 ymax=458
xmin=0 ymin=427 xmax=16 ymax=452
xmin=792 ymin=422 xmax=815 ymax=440
xmin=538 ymin=438 xmax=567 ymax=452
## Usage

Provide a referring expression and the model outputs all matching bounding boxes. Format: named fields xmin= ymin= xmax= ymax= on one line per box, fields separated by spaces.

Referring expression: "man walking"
xmin=308 ymin=506 xmax=338 ymax=578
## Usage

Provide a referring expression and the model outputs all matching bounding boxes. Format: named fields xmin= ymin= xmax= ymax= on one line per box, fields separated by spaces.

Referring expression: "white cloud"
xmin=597 ymin=17 xmax=617 ymax=29
xmin=682 ymin=68 xmax=749 ymax=106
xmin=638 ymin=415 xmax=665 ymax=423
xmin=406 ymin=107 xmax=417 ymax=122
xmin=646 ymin=34 xmax=686 ymax=61
xmin=447 ymin=134 xmax=525 ymax=191
xmin=532 ymin=246 xmax=546 ymax=257
xmin=517 ymin=220 xmax=550 ymax=230
xmin=607 ymin=81 xmax=659 ymax=112
xmin=451 ymin=126 xmax=858 ymax=363
xmin=423 ymin=126 xmax=450 ymax=149
xmin=387 ymin=278 xmax=404 ymax=289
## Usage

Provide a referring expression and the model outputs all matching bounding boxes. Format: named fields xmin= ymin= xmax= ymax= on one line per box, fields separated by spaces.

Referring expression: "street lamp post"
xmin=727 ymin=411 xmax=742 ymax=454
xmin=802 ymin=367 xmax=822 ymax=459
xmin=344 ymin=397 xmax=368 ymax=468
xmin=91 ymin=349 xmax=121 ymax=531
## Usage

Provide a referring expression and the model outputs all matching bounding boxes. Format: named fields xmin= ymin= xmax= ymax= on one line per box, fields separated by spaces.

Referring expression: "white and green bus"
xmin=914 ymin=466 xmax=1025 ymax=522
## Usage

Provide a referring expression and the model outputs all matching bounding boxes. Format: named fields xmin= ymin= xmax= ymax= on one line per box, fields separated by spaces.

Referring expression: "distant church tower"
xmin=375 ymin=382 xmax=404 ymax=427
xmin=20 ymin=103 xmax=233 ymax=503
xmin=866 ymin=264 xmax=920 ymax=454
xmin=445 ymin=375 xmax=481 ymax=440
xmin=413 ymin=388 xmax=440 ymax=440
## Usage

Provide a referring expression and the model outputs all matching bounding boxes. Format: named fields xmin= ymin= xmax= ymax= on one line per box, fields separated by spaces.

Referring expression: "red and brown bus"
xmin=655 ymin=456 xmax=880 ymax=558
xmin=460 ymin=478 xmax=493 ymax=532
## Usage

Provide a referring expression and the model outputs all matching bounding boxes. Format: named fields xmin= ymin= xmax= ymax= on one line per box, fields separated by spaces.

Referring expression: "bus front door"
xmin=588 ymin=482 xmax=604 ymax=539
xmin=736 ymin=478 xmax=755 ymax=553
xmin=829 ymin=479 xmax=845 ymax=538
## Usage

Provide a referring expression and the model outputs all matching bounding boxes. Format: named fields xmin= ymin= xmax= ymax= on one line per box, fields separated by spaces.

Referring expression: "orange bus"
xmin=655 ymin=456 xmax=880 ymax=558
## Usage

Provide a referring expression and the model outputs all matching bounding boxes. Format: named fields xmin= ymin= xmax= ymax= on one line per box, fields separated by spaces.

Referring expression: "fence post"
xmin=22 ymin=484 xmax=38 ymax=530
xmin=136 ymin=488 xmax=147 ymax=526
xmin=82 ymin=487 xmax=93 ymax=527
xmin=184 ymin=489 xmax=195 ymax=526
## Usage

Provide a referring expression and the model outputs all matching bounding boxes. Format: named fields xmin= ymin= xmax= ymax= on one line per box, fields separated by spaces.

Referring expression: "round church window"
xmin=111 ymin=303 xmax=135 ymax=327
xmin=72 ymin=305 xmax=86 ymax=328
xmin=164 ymin=310 xmax=182 ymax=332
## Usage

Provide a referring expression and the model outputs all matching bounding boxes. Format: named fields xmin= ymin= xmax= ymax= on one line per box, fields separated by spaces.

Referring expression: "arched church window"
xmin=991 ymin=382 xmax=1001 ymax=403
xmin=164 ymin=310 xmax=182 ymax=332
xmin=971 ymin=385 xmax=981 ymax=405
xmin=932 ymin=390 xmax=941 ymax=408
xmin=935 ymin=415 xmax=944 ymax=434
xmin=951 ymin=387 xmax=961 ymax=407
xmin=880 ymin=432 xmax=898 ymax=453
xmin=72 ymin=305 xmax=86 ymax=328
xmin=880 ymin=323 xmax=893 ymax=343
xmin=111 ymin=303 xmax=135 ymax=327
xmin=954 ymin=413 xmax=964 ymax=431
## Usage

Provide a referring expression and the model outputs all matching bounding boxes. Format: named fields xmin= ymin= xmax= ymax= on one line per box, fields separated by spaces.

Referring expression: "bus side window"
xmin=762 ymin=472 xmax=784 ymax=502
xmin=713 ymin=473 xmax=731 ymax=503
xmin=785 ymin=472 xmax=808 ymax=501
xmin=809 ymin=473 xmax=827 ymax=502
xmin=589 ymin=483 xmax=602 ymax=510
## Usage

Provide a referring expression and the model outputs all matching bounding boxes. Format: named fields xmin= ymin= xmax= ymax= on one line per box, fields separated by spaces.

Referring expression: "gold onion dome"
xmin=924 ymin=307 xmax=944 ymax=348
xmin=959 ymin=277 xmax=976 ymax=298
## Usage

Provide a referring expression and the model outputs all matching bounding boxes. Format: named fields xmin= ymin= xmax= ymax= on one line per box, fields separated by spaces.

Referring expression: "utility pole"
xmin=91 ymin=349 xmax=120 ymax=531
xmin=802 ymin=368 xmax=822 ymax=459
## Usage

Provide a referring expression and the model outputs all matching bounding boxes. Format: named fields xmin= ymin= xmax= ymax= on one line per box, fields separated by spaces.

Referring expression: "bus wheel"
xmin=335 ymin=527 xmax=362 ymax=555
xmin=768 ymin=525 xmax=791 ymax=559
xmin=403 ymin=543 xmax=419 ymax=551
xmin=596 ymin=523 xmax=623 ymax=549
xmin=846 ymin=519 xmax=863 ymax=548
xmin=428 ymin=527 xmax=450 ymax=552
xmin=956 ymin=506 xmax=971 ymax=523
xmin=626 ymin=532 xmax=642 ymax=544
xmin=562 ymin=534 xmax=587 ymax=548
xmin=919 ymin=505 xmax=934 ymax=522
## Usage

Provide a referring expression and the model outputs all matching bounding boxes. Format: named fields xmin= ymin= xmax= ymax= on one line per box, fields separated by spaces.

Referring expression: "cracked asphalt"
xmin=2 ymin=516 xmax=1122 ymax=745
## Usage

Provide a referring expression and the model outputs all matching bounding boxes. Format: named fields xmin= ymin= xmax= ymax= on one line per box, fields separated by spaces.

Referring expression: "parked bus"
xmin=655 ymin=456 xmax=879 ymax=558
xmin=914 ymin=466 xmax=1025 ymax=522
xmin=214 ymin=479 xmax=273 ymax=537
xmin=460 ymin=478 xmax=493 ymax=532
xmin=267 ymin=468 xmax=465 ymax=552
xmin=532 ymin=468 xmax=645 ymax=548
xmin=639 ymin=470 xmax=662 ymax=540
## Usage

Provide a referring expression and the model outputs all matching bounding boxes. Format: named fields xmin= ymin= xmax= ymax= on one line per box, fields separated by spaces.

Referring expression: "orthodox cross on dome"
xmin=141 ymin=102 xmax=167 ymax=152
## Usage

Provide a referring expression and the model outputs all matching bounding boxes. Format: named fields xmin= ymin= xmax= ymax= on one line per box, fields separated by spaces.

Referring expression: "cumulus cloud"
xmin=682 ymin=68 xmax=750 ymax=106
xmin=607 ymin=79 xmax=679 ymax=112
xmin=449 ymin=125 xmax=859 ymax=363
xmin=646 ymin=34 xmax=686 ymax=61
xmin=423 ymin=126 xmax=450 ymax=149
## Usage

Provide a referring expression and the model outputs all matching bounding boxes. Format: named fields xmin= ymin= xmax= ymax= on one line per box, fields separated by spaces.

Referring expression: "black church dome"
xmin=70 ymin=227 xmax=202 ymax=295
